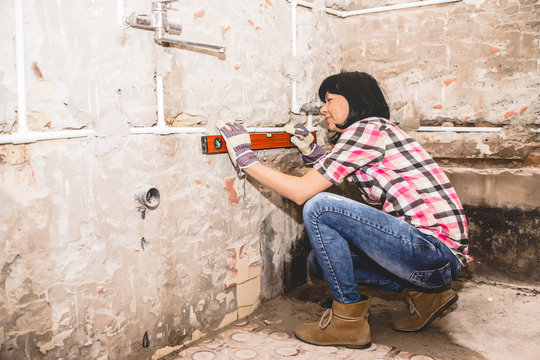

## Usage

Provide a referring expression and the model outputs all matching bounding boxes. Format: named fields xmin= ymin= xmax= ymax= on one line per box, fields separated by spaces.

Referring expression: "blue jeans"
xmin=303 ymin=192 xmax=462 ymax=304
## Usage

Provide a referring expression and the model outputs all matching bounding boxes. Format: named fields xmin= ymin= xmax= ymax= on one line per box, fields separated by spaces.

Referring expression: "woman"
xmin=216 ymin=71 xmax=470 ymax=349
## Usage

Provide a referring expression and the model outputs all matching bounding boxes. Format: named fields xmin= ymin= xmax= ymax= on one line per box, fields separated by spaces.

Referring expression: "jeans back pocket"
xmin=409 ymin=262 xmax=452 ymax=289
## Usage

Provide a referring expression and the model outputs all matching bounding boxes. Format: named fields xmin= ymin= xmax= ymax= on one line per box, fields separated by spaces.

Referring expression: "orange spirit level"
xmin=201 ymin=132 xmax=316 ymax=154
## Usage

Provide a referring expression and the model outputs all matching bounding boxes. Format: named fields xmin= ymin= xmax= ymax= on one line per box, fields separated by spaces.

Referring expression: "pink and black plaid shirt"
xmin=314 ymin=117 xmax=471 ymax=264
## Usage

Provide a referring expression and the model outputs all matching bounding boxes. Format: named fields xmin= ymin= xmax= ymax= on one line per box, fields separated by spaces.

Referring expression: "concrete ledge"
xmin=445 ymin=167 xmax=540 ymax=211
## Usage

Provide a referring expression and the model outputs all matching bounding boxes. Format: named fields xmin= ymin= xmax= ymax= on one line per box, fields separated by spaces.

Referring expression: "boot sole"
xmin=294 ymin=333 xmax=372 ymax=349
xmin=393 ymin=292 xmax=459 ymax=332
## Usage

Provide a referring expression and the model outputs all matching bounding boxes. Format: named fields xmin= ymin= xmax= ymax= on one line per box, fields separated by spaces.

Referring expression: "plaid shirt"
xmin=314 ymin=117 xmax=470 ymax=264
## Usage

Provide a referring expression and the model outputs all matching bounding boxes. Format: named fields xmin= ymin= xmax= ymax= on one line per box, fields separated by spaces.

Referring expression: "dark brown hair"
xmin=318 ymin=71 xmax=390 ymax=130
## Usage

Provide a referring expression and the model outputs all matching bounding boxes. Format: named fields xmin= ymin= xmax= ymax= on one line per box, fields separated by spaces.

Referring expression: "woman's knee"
xmin=302 ymin=192 xmax=329 ymax=221
xmin=302 ymin=191 xmax=337 ymax=223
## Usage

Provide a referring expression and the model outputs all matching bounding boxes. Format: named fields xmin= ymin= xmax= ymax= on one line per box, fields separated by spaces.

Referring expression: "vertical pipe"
xmin=291 ymin=0 xmax=297 ymax=57
xmin=290 ymin=0 xmax=301 ymax=114
xmin=14 ymin=0 xmax=28 ymax=134
xmin=156 ymin=75 xmax=165 ymax=129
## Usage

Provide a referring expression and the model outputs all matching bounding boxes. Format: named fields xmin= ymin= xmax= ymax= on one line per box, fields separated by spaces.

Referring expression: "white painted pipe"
xmin=289 ymin=0 xmax=302 ymax=115
xmin=244 ymin=125 xmax=501 ymax=134
xmin=128 ymin=74 xmax=208 ymax=135
xmin=296 ymin=0 xmax=314 ymax=8
xmin=0 ymin=0 xmax=98 ymax=145
xmin=14 ymin=0 xmax=28 ymax=134
xmin=129 ymin=126 xmax=207 ymax=135
xmin=328 ymin=0 xmax=462 ymax=17
xmin=295 ymin=0 xmax=462 ymax=17
xmin=291 ymin=0 xmax=297 ymax=57
xmin=306 ymin=114 xmax=315 ymax=131
xmin=417 ymin=126 xmax=501 ymax=133
xmin=156 ymin=75 xmax=166 ymax=129
xmin=0 ymin=129 xmax=96 ymax=144
xmin=246 ymin=127 xmax=286 ymax=133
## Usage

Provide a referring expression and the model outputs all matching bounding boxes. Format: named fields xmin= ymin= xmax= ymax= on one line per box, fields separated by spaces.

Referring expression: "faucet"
xmin=123 ymin=0 xmax=226 ymax=54
xmin=300 ymin=100 xmax=323 ymax=114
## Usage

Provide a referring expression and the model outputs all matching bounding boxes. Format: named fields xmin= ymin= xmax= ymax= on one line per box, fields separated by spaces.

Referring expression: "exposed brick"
xmin=223 ymin=177 xmax=239 ymax=203
xmin=194 ymin=9 xmax=205 ymax=19
xmin=444 ymin=77 xmax=457 ymax=86
xmin=221 ymin=25 xmax=231 ymax=40
xmin=504 ymin=110 xmax=516 ymax=119
xmin=0 ymin=144 xmax=28 ymax=164
xmin=32 ymin=62 xmax=44 ymax=79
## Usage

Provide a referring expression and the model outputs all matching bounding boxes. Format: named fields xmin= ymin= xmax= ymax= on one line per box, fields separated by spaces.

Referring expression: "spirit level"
xmin=201 ymin=132 xmax=316 ymax=154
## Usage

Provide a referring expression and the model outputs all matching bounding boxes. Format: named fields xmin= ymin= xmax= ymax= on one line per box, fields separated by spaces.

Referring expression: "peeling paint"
xmin=223 ymin=177 xmax=239 ymax=203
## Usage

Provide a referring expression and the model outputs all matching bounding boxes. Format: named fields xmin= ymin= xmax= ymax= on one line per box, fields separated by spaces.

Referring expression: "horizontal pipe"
xmin=325 ymin=0 xmax=462 ymax=17
xmin=417 ymin=126 xmax=501 ymax=133
xmin=296 ymin=0 xmax=314 ymax=8
xmin=245 ymin=125 xmax=317 ymax=133
xmin=1 ymin=125 xmax=500 ymax=144
xmin=129 ymin=127 xmax=207 ymax=135
xmin=161 ymin=35 xmax=226 ymax=53
xmin=0 ymin=129 xmax=96 ymax=145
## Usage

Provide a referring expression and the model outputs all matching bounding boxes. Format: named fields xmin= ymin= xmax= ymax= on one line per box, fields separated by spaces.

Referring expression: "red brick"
xmin=504 ymin=110 xmax=516 ymax=119
xmin=444 ymin=78 xmax=457 ymax=86
xmin=221 ymin=25 xmax=230 ymax=40
xmin=194 ymin=9 xmax=205 ymax=19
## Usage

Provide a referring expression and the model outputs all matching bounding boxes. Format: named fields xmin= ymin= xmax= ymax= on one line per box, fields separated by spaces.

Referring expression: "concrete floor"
xmin=163 ymin=274 xmax=539 ymax=360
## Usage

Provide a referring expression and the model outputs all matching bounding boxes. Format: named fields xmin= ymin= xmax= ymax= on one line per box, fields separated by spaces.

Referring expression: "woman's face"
xmin=321 ymin=92 xmax=349 ymax=132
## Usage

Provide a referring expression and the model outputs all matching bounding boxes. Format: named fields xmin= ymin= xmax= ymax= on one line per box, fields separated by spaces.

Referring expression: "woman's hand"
xmin=216 ymin=120 xmax=259 ymax=174
xmin=284 ymin=123 xmax=325 ymax=165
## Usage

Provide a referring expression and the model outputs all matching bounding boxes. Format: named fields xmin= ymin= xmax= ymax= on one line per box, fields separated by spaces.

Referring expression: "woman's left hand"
xmin=284 ymin=123 xmax=325 ymax=165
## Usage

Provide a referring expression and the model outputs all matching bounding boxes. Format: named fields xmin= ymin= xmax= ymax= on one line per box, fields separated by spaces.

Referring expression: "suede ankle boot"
xmin=393 ymin=288 xmax=458 ymax=332
xmin=294 ymin=299 xmax=371 ymax=349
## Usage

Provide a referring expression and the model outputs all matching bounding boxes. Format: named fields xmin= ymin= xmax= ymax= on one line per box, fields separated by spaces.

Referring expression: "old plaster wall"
xmin=0 ymin=0 xmax=539 ymax=359
xmin=0 ymin=1 xmax=310 ymax=359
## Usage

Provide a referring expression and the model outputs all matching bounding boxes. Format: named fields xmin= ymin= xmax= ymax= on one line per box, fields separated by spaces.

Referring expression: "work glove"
xmin=284 ymin=123 xmax=325 ymax=165
xmin=216 ymin=120 xmax=259 ymax=174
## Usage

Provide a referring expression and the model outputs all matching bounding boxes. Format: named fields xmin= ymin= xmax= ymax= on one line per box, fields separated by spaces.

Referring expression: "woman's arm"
xmin=244 ymin=163 xmax=332 ymax=205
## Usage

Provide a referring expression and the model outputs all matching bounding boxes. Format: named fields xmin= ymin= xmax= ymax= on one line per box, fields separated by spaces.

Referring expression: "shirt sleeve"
xmin=314 ymin=121 xmax=386 ymax=184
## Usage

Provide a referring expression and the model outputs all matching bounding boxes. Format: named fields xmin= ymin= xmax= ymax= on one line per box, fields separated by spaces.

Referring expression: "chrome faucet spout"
xmin=124 ymin=0 xmax=226 ymax=54
xmin=159 ymin=35 xmax=226 ymax=53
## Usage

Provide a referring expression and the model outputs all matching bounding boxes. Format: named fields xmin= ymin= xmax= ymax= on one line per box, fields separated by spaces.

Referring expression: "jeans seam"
xmin=312 ymin=217 xmax=346 ymax=302
xmin=315 ymin=207 xmax=412 ymax=244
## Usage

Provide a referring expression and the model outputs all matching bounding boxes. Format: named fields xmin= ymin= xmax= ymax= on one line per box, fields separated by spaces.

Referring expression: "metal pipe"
xmin=160 ymin=35 xmax=226 ymax=53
